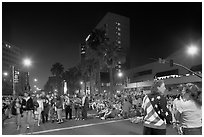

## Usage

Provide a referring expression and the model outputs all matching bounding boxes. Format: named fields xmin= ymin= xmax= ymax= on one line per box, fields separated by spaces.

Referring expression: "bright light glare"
xmin=23 ymin=58 xmax=32 ymax=67
xmin=118 ymin=72 xmax=123 ymax=77
xmin=3 ymin=72 xmax=8 ymax=76
xmin=187 ymin=45 xmax=198 ymax=56
xmin=34 ymin=78 xmax=38 ymax=82
xmin=80 ymin=81 xmax=83 ymax=85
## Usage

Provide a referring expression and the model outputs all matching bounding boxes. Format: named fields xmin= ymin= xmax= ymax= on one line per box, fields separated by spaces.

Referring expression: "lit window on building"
xmin=118 ymin=28 xmax=121 ymax=31
xmin=116 ymin=22 xmax=121 ymax=26
xmin=118 ymin=41 xmax=121 ymax=44
xmin=118 ymin=32 xmax=121 ymax=36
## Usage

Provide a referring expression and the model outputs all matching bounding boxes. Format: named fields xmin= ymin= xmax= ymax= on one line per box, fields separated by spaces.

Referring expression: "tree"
xmin=103 ymin=42 xmax=127 ymax=94
xmin=86 ymin=28 xmax=127 ymax=95
xmin=62 ymin=66 xmax=81 ymax=95
xmin=50 ymin=62 xmax=64 ymax=95
xmin=86 ymin=28 xmax=108 ymax=94
xmin=50 ymin=62 xmax=64 ymax=77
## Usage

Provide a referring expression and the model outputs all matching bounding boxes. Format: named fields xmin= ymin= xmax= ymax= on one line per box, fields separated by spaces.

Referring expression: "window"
xmin=116 ymin=22 xmax=121 ymax=26
xmin=133 ymin=69 xmax=152 ymax=78
xmin=118 ymin=28 xmax=121 ymax=31
xmin=155 ymin=69 xmax=179 ymax=77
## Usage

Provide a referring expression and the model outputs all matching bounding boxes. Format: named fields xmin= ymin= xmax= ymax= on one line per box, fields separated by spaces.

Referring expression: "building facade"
xmin=2 ymin=41 xmax=29 ymax=95
xmin=125 ymin=45 xmax=202 ymax=94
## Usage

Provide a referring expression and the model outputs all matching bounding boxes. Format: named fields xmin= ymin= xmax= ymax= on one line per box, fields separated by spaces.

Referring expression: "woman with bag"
xmin=142 ymin=80 xmax=172 ymax=135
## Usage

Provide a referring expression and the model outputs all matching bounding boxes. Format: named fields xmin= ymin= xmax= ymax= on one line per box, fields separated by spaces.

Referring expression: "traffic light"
xmin=170 ymin=59 xmax=173 ymax=67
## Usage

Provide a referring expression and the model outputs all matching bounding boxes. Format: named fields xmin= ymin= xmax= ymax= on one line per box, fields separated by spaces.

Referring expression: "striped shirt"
xmin=142 ymin=94 xmax=172 ymax=129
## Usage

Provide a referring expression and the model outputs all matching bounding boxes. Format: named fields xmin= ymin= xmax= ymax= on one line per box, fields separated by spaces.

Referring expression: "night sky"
xmin=2 ymin=2 xmax=202 ymax=90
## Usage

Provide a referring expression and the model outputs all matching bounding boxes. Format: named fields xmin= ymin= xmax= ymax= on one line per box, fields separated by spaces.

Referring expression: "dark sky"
xmin=2 ymin=2 xmax=202 ymax=89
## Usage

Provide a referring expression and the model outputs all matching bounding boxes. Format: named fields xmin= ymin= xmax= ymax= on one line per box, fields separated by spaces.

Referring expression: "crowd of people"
xmin=2 ymin=91 xmax=90 ymax=130
xmin=89 ymin=90 xmax=145 ymax=120
xmin=2 ymin=80 xmax=202 ymax=135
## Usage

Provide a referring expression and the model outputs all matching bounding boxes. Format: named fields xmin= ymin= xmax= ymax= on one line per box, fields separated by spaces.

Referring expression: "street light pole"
xmin=12 ymin=66 xmax=16 ymax=98
xmin=158 ymin=58 xmax=202 ymax=79
xmin=173 ymin=62 xmax=202 ymax=79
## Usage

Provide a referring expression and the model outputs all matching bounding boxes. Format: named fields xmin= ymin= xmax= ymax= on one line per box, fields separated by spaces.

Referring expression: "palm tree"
xmin=103 ymin=42 xmax=126 ymax=94
xmin=86 ymin=30 xmax=108 ymax=94
xmin=50 ymin=62 xmax=64 ymax=77
xmin=50 ymin=62 xmax=64 ymax=95
xmin=86 ymin=28 xmax=127 ymax=95
xmin=62 ymin=66 xmax=81 ymax=95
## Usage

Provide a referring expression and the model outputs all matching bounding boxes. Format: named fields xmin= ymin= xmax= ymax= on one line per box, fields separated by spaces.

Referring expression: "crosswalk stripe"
xmin=19 ymin=119 xmax=129 ymax=135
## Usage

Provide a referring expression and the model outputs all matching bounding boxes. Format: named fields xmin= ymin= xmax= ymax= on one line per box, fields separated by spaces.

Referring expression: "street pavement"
xmin=2 ymin=110 xmax=178 ymax=135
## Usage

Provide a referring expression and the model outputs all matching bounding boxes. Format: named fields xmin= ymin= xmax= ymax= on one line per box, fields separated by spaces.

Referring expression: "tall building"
xmin=95 ymin=12 xmax=130 ymax=52
xmin=81 ymin=12 xmax=130 ymax=64
xmin=95 ymin=12 xmax=130 ymax=88
xmin=2 ymin=41 xmax=28 ymax=95
xmin=2 ymin=41 xmax=22 ymax=72
xmin=81 ymin=12 xmax=130 ymax=94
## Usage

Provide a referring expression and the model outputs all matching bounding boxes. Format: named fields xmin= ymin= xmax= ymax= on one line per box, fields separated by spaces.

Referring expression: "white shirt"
xmin=82 ymin=96 xmax=86 ymax=106
xmin=37 ymin=99 xmax=44 ymax=110
xmin=177 ymin=100 xmax=202 ymax=128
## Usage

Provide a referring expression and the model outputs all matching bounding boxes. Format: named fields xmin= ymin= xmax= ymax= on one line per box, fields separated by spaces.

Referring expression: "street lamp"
xmin=34 ymin=78 xmax=38 ymax=82
xmin=23 ymin=58 xmax=32 ymax=67
xmin=22 ymin=58 xmax=32 ymax=93
xmin=80 ymin=81 xmax=83 ymax=85
xmin=118 ymin=71 xmax=123 ymax=78
xmin=3 ymin=72 xmax=8 ymax=76
xmin=187 ymin=45 xmax=198 ymax=56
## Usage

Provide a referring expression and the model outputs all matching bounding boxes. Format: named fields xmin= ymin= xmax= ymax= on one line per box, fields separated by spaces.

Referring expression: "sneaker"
xmin=101 ymin=117 xmax=105 ymax=120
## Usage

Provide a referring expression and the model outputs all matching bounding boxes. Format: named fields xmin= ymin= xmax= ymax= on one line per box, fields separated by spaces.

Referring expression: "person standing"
xmin=41 ymin=92 xmax=49 ymax=123
xmin=74 ymin=94 xmax=81 ymax=120
xmin=22 ymin=92 xmax=34 ymax=129
xmin=36 ymin=94 xmax=44 ymax=126
xmin=82 ymin=93 xmax=89 ymax=120
xmin=65 ymin=95 xmax=72 ymax=120
xmin=142 ymin=80 xmax=172 ymax=135
xmin=174 ymin=83 xmax=202 ymax=135
xmin=50 ymin=95 xmax=57 ymax=123
xmin=56 ymin=96 xmax=63 ymax=124
xmin=12 ymin=97 xmax=23 ymax=130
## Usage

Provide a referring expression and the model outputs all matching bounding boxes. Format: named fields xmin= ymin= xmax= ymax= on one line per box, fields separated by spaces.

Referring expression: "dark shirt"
xmin=22 ymin=97 xmax=34 ymax=111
